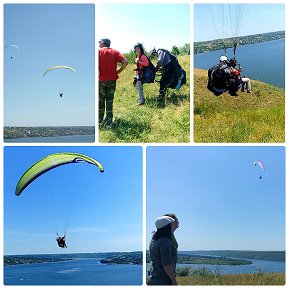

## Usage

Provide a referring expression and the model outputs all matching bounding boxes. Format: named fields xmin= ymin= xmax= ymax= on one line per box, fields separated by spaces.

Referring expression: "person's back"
xmin=99 ymin=47 xmax=125 ymax=81
xmin=155 ymin=49 xmax=171 ymax=69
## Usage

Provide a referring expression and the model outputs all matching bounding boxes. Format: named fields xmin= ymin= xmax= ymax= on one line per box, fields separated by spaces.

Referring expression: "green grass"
xmin=177 ymin=272 xmax=285 ymax=285
xmin=194 ymin=68 xmax=285 ymax=143
xmin=99 ymin=56 xmax=190 ymax=143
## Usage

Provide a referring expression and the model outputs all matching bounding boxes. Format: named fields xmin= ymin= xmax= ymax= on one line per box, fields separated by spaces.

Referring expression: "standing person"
xmin=98 ymin=38 xmax=128 ymax=128
xmin=150 ymin=48 xmax=174 ymax=106
xmin=148 ymin=215 xmax=179 ymax=285
xmin=133 ymin=43 xmax=149 ymax=106
xmin=164 ymin=213 xmax=179 ymax=252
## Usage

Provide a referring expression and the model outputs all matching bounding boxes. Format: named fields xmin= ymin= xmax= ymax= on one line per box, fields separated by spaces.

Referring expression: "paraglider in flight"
xmin=43 ymin=66 xmax=77 ymax=77
xmin=206 ymin=5 xmax=252 ymax=97
xmin=4 ymin=44 xmax=20 ymax=60
xmin=56 ymin=232 xmax=67 ymax=248
xmin=254 ymin=160 xmax=265 ymax=179
xmin=15 ymin=152 xmax=104 ymax=196
xmin=43 ymin=66 xmax=77 ymax=97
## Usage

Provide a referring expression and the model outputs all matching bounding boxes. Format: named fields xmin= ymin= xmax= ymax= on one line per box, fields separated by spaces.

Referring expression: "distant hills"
xmin=194 ymin=30 xmax=284 ymax=54
xmin=4 ymin=126 xmax=95 ymax=139
xmin=5 ymin=250 xmax=285 ymax=266
xmin=180 ymin=250 xmax=285 ymax=262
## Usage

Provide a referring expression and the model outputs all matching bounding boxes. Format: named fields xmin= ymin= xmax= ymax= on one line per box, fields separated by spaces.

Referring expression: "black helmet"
xmin=134 ymin=43 xmax=143 ymax=50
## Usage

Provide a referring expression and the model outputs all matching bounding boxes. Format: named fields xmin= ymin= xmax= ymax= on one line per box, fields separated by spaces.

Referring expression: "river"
xmin=4 ymin=134 xmax=95 ymax=143
xmin=146 ymin=258 xmax=284 ymax=276
xmin=194 ymin=39 xmax=285 ymax=88
xmin=4 ymin=258 xmax=142 ymax=285
xmin=176 ymin=258 xmax=285 ymax=275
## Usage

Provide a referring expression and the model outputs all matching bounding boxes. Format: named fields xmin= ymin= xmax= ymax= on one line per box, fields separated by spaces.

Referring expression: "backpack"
xmin=207 ymin=63 xmax=243 ymax=96
xmin=207 ymin=63 xmax=230 ymax=95
xmin=158 ymin=49 xmax=186 ymax=90
xmin=140 ymin=54 xmax=156 ymax=84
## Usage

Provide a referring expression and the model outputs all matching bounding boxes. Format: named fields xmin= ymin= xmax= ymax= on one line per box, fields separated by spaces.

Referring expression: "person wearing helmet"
xmin=208 ymin=55 xmax=244 ymax=96
xmin=219 ymin=55 xmax=228 ymax=62
xmin=147 ymin=215 xmax=179 ymax=285
xmin=133 ymin=43 xmax=150 ymax=105
xmin=98 ymin=38 xmax=128 ymax=128
xmin=207 ymin=55 xmax=232 ymax=96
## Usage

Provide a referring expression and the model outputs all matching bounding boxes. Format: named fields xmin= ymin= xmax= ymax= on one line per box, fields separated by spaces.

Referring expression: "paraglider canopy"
xmin=5 ymin=44 xmax=20 ymax=50
xmin=4 ymin=44 xmax=20 ymax=60
xmin=43 ymin=66 xmax=77 ymax=97
xmin=254 ymin=160 xmax=265 ymax=171
xmin=15 ymin=152 xmax=104 ymax=196
xmin=254 ymin=160 xmax=265 ymax=179
xmin=43 ymin=66 xmax=77 ymax=77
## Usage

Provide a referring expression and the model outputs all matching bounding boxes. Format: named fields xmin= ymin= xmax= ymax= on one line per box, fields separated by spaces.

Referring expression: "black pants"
xmin=159 ymin=62 xmax=174 ymax=95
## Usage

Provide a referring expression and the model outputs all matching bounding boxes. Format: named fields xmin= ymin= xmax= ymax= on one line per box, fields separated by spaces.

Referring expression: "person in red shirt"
xmin=98 ymin=38 xmax=128 ymax=128
xmin=133 ymin=43 xmax=149 ymax=105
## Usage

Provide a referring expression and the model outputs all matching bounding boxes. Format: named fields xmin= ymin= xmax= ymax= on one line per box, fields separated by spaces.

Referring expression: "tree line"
xmin=124 ymin=43 xmax=190 ymax=64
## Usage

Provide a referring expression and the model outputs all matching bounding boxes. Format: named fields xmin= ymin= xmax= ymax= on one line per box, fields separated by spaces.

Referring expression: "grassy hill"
xmin=177 ymin=272 xmax=285 ymax=285
xmin=194 ymin=68 xmax=285 ymax=143
xmin=99 ymin=56 xmax=190 ymax=143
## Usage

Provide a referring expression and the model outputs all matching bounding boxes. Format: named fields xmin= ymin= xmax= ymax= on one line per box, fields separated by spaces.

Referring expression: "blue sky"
xmin=97 ymin=3 xmax=190 ymax=53
xmin=4 ymin=146 xmax=143 ymax=255
xmin=4 ymin=4 xmax=95 ymax=126
xmin=194 ymin=4 xmax=285 ymax=42
xmin=146 ymin=146 xmax=285 ymax=251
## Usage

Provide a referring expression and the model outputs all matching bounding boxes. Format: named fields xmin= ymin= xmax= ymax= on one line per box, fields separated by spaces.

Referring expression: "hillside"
xmin=177 ymin=273 xmax=285 ymax=285
xmin=194 ymin=68 xmax=285 ymax=142
xmin=99 ymin=56 xmax=190 ymax=143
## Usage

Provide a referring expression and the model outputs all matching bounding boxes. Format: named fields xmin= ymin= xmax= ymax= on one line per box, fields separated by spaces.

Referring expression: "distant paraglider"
xmin=43 ymin=66 xmax=77 ymax=77
xmin=43 ymin=66 xmax=77 ymax=97
xmin=254 ymin=160 xmax=265 ymax=179
xmin=15 ymin=152 xmax=104 ymax=196
xmin=4 ymin=44 xmax=20 ymax=60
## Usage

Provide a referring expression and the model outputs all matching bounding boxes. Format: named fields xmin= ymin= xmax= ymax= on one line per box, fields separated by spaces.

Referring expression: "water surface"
xmin=194 ymin=39 xmax=285 ymax=88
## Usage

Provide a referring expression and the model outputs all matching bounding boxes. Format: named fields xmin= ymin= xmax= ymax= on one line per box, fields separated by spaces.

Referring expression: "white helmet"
xmin=219 ymin=55 xmax=228 ymax=62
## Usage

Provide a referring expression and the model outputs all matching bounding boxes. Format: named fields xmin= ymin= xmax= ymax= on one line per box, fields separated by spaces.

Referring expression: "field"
xmin=177 ymin=272 xmax=285 ymax=285
xmin=194 ymin=68 xmax=285 ymax=143
xmin=99 ymin=55 xmax=190 ymax=143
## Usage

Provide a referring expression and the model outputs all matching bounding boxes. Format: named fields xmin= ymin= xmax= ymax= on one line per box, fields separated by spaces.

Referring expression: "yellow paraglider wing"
xmin=15 ymin=152 xmax=104 ymax=196
xmin=43 ymin=66 xmax=77 ymax=76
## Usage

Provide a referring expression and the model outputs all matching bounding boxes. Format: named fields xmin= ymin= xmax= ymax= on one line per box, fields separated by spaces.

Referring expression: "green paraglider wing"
xmin=43 ymin=66 xmax=77 ymax=76
xmin=15 ymin=152 xmax=104 ymax=196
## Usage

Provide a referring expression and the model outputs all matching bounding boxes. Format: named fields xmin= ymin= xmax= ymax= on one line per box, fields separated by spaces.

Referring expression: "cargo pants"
xmin=99 ymin=80 xmax=117 ymax=125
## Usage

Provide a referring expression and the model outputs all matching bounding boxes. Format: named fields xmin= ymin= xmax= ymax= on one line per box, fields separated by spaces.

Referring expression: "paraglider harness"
xmin=56 ymin=232 xmax=67 ymax=248
xmin=156 ymin=49 xmax=186 ymax=91
xmin=133 ymin=53 xmax=156 ymax=85
xmin=207 ymin=57 xmax=242 ymax=96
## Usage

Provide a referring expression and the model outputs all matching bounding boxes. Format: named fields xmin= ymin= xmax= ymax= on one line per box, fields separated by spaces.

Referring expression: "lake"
xmin=194 ymin=39 xmax=285 ymax=88
xmin=4 ymin=258 xmax=142 ymax=285
xmin=146 ymin=258 xmax=284 ymax=276
xmin=176 ymin=258 xmax=285 ymax=275
xmin=4 ymin=134 xmax=95 ymax=143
